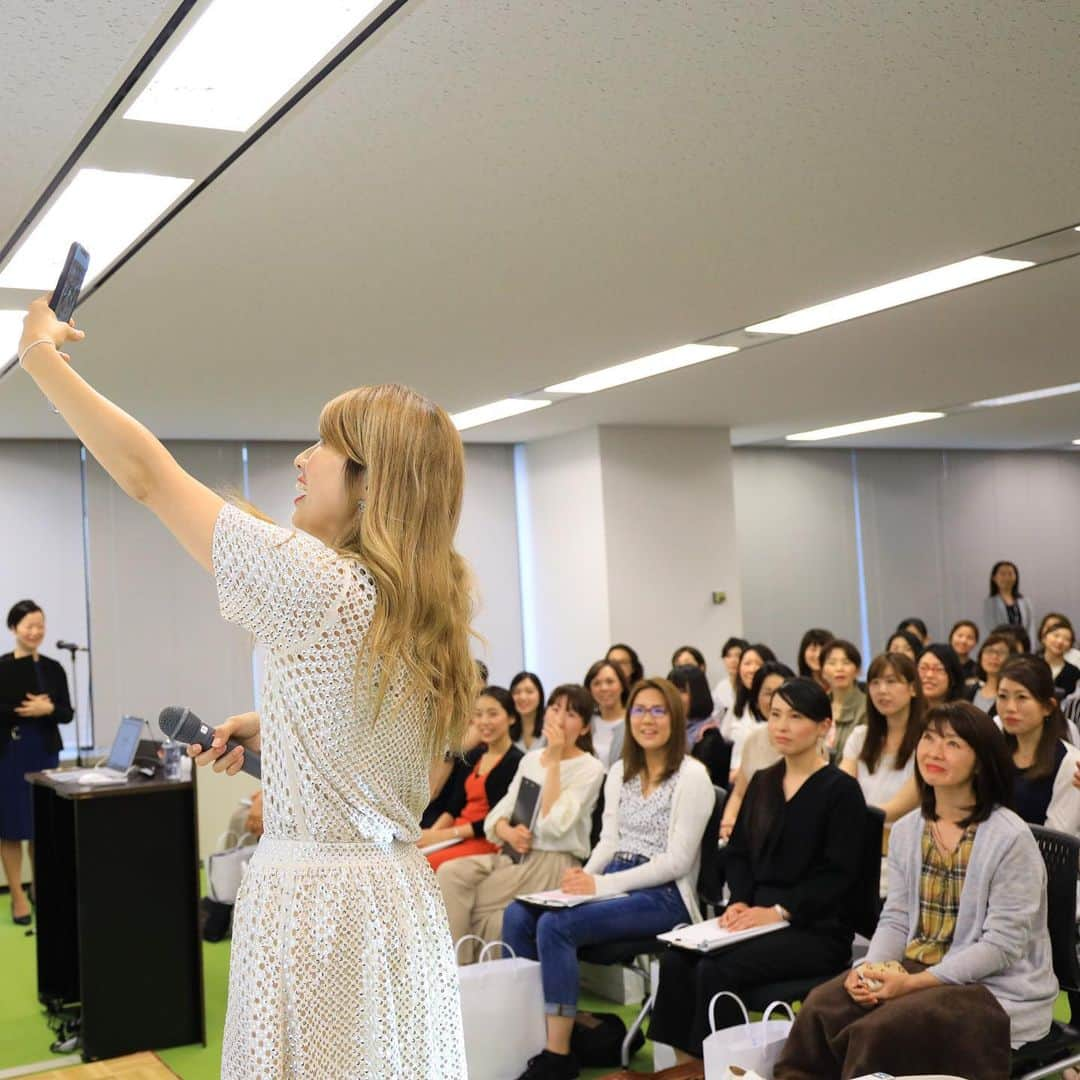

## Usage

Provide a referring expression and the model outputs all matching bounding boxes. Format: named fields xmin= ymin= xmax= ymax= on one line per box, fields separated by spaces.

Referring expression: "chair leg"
xmin=622 ymin=987 xmax=656 ymax=1068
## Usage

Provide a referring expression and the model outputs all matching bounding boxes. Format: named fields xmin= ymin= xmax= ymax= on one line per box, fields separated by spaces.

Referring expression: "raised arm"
xmin=18 ymin=299 xmax=223 ymax=571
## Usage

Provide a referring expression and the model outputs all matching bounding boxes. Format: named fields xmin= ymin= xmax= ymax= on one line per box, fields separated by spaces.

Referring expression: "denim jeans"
xmin=502 ymin=854 xmax=690 ymax=1015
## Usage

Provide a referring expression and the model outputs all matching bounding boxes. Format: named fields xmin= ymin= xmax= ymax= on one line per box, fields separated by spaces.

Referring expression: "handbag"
xmin=702 ymin=991 xmax=795 ymax=1080
xmin=206 ymin=831 xmax=256 ymax=905
xmin=570 ymin=1010 xmax=645 ymax=1067
xmin=456 ymin=936 xmax=547 ymax=1080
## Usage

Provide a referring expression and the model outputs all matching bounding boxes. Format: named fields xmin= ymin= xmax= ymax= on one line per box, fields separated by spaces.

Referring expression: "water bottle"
xmin=162 ymin=739 xmax=182 ymax=781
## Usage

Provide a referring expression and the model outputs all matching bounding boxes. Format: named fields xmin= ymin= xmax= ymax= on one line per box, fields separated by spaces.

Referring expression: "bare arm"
xmin=19 ymin=300 xmax=223 ymax=571
xmin=839 ymin=757 xmax=858 ymax=779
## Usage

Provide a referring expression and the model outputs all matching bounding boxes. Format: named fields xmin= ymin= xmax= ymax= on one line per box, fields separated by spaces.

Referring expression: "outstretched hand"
xmin=20 ymin=296 xmax=85 ymax=365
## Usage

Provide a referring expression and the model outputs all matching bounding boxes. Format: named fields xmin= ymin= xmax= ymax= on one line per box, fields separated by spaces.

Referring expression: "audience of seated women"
xmin=998 ymin=656 xmax=1080 ymax=833
xmin=797 ymin=627 xmax=833 ymax=691
xmin=503 ymin=678 xmax=714 ymax=1080
xmin=1039 ymin=615 xmax=1080 ymax=697
xmin=420 ymin=686 xmax=524 ymax=871
xmin=438 ymin=684 xmax=605 ymax=963
xmin=775 ymin=701 xmax=1058 ymax=1080
xmin=585 ymin=658 xmax=630 ymax=768
xmin=968 ymin=632 xmax=1012 ymax=716
xmin=915 ymin=642 xmax=965 ymax=709
xmin=512 ymin=671 xmax=547 ymax=752
xmin=949 ymin=619 xmax=981 ymax=685
xmin=820 ymin=638 xmax=867 ymax=760
xmin=718 ymin=661 xmax=795 ymax=840
xmin=646 ymin=678 xmax=867 ymax=1068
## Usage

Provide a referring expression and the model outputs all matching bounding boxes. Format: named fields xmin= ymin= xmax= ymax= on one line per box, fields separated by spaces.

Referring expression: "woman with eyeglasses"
xmin=645 ymin=679 xmax=866 ymax=1070
xmin=968 ymin=633 xmax=1013 ymax=717
xmin=915 ymin=643 xmax=965 ymax=710
xmin=503 ymin=678 xmax=714 ymax=1080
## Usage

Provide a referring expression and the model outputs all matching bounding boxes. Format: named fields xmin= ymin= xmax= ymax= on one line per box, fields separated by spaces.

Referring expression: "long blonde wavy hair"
xmin=319 ymin=383 xmax=480 ymax=757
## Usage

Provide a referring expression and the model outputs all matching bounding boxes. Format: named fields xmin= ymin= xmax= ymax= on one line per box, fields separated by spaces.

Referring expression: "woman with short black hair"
xmin=776 ymin=701 xmax=1057 ymax=1080
xmin=916 ymin=643 xmax=966 ymax=708
xmin=1039 ymin=617 xmax=1080 ymax=697
xmin=797 ymin=627 xmax=834 ymax=691
xmin=724 ymin=643 xmax=778 ymax=778
xmin=896 ymin=617 xmax=930 ymax=646
xmin=710 ymin=636 xmax=748 ymax=718
xmin=667 ymin=664 xmax=716 ymax=748
xmin=1 ymin=600 xmax=73 ymax=926
xmin=948 ymin=619 xmax=981 ymax=685
xmin=820 ymin=639 xmax=867 ymax=760
xmin=671 ymin=645 xmax=706 ymax=671
xmin=983 ymin=560 xmax=1033 ymax=636
xmin=605 ymin=643 xmax=643 ymax=689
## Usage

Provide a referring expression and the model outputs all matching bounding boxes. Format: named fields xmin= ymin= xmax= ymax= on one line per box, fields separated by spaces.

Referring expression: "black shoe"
xmin=12 ymin=903 xmax=31 ymax=926
xmin=516 ymin=1049 xmax=580 ymax=1080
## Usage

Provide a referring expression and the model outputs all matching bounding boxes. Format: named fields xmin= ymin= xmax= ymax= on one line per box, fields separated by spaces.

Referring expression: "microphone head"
xmin=158 ymin=706 xmax=189 ymax=740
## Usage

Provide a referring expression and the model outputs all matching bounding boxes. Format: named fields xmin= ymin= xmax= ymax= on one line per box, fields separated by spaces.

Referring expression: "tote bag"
xmin=206 ymin=831 xmax=256 ymax=904
xmin=703 ymin=991 xmax=795 ymax=1080
xmin=456 ymin=936 xmax=546 ymax=1080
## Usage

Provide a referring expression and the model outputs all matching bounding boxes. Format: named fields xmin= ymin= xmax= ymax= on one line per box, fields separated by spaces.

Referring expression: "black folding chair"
xmin=577 ymin=784 xmax=727 ymax=1067
xmin=1008 ymin=825 xmax=1080 ymax=1079
xmin=739 ymin=804 xmax=885 ymax=1011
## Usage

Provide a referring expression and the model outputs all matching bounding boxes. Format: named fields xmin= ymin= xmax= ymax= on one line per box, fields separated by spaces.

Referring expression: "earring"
xmin=357 ymin=499 xmax=366 ymax=513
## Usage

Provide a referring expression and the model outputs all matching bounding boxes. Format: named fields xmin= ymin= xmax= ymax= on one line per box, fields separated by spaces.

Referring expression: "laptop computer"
xmin=50 ymin=716 xmax=145 ymax=784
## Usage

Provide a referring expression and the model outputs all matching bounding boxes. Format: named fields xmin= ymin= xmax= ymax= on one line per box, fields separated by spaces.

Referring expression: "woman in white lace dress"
xmin=17 ymin=299 xmax=476 ymax=1079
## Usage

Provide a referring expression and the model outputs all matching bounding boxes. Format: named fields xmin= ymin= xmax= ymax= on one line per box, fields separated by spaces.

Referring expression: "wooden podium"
xmin=28 ymin=771 xmax=206 ymax=1061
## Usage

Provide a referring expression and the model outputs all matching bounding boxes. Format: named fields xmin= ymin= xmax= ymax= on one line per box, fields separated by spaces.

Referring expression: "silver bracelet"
xmin=18 ymin=338 xmax=54 ymax=366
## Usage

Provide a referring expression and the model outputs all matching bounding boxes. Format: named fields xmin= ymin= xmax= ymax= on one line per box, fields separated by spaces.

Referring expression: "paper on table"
xmin=516 ymin=888 xmax=630 ymax=909
xmin=658 ymin=918 xmax=789 ymax=952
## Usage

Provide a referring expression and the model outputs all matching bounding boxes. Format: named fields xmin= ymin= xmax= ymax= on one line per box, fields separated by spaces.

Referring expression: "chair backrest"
xmin=851 ymin=805 xmax=885 ymax=941
xmin=696 ymin=785 xmax=728 ymax=906
xmin=1029 ymin=824 xmax=1080 ymax=994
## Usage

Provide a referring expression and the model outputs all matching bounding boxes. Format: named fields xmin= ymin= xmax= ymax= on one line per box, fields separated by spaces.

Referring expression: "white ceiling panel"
xmin=0 ymin=0 xmax=1078 ymax=448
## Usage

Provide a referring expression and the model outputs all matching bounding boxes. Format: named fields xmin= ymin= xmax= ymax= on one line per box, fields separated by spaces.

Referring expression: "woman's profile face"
xmin=292 ymin=440 xmax=358 ymax=543
xmin=13 ymin=611 xmax=45 ymax=654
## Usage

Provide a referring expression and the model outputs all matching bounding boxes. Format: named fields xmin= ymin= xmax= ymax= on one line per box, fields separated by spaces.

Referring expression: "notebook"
xmin=657 ymin=918 xmax=789 ymax=953
xmin=503 ymin=776 xmax=542 ymax=864
xmin=515 ymin=888 xmax=630 ymax=909
xmin=420 ymin=837 xmax=463 ymax=856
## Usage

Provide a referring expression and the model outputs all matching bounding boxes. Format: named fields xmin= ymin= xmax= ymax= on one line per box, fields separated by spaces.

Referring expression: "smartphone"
xmin=49 ymin=243 xmax=91 ymax=324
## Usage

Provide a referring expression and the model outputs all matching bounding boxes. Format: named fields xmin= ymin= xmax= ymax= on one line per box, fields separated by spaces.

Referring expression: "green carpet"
xmin=0 ymin=909 xmax=653 ymax=1078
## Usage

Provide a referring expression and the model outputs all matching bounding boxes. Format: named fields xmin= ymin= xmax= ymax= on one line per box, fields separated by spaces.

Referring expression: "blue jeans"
xmin=502 ymin=854 xmax=690 ymax=1015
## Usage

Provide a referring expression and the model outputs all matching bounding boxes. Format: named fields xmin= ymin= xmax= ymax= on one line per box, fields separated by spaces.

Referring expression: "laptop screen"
xmin=106 ymin=716 xmax=144 ymax=773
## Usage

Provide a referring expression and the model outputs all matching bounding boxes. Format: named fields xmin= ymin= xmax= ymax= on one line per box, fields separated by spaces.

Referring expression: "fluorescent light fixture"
xmin=452 ymin=398 xmax=551 ymax=431
xmin=545 ymin=343 xmax=738 ymax=395
xmin=786 ymin=411 xmax=946 ymax=442
xmin=124 ymin=0 xmax=383 ymax=131
xmin=0 ymin=169 xmax=193 ymax=290
xmin=970 ymin=382 xmax=1080 ymax=408
xmin=1073 ymin=439 xmax=1080 ymax=445
xmin=0 ymin=310 xmax=26 ymax=360
xmin=747 ymin=256 xmax=1033 ymax=335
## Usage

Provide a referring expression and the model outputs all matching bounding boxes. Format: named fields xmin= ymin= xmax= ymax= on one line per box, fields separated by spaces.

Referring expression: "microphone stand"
xmin=57 ymin=643 xmax=90 ymax=767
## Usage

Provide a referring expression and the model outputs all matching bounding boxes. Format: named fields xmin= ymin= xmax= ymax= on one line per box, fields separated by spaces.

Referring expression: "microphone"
xmin=158 ymin=705 xmax=261 ymax=780
xmin=56 ymin=640 xmax=89 ymax=652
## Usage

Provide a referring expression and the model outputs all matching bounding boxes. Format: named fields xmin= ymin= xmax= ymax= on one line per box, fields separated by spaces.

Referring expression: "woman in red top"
xmin=421 ymin=686 xmax=524 ymax=870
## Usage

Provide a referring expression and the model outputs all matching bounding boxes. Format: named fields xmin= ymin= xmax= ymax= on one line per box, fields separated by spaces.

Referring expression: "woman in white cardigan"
xmin=503 ymin=677 xmax=715 ymax=1080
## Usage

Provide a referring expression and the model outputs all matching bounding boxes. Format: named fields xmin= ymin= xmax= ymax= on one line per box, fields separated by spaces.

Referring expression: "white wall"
xmin=599 ymin=426 xmax=743 ymax=680
xmin=0 ymin=441 xmax=90 ymax=749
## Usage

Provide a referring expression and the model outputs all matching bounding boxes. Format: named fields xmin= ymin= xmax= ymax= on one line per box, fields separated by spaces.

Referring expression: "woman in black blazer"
xmin=1 ymin=600 xmax=73 ymax=924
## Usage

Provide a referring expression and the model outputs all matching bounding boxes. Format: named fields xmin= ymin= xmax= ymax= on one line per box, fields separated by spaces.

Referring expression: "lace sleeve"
xmin=212 ymin=502 xmax=355 ymax=651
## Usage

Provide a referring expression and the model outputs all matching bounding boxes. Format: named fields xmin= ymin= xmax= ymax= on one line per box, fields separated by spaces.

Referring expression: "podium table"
xmin=28 ymin=771 xmax=206 ymax=1061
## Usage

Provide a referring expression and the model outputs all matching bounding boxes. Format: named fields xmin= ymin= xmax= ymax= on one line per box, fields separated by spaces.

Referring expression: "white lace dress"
xmin=212 ymin=503 xmax=467 ymax=1079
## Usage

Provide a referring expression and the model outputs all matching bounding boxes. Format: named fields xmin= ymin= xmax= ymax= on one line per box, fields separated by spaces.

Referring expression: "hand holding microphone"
xmin=159 ymin=706 xmax=262 ymax=779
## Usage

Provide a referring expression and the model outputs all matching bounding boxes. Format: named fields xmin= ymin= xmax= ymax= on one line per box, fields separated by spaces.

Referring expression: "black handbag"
xmin=199 ymin=896 xmax=233 ymax=942
xmin=570 ymin=1011 xmax=644 ymax=1066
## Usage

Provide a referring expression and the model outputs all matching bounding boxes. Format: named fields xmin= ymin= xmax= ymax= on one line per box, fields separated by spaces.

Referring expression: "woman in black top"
xmin=647 ymin=678 xmax=866 ymax=1063
xmin=1 ymin=600 xmax=73 ymax=924
xmin=1039 ymin=617 xmax=1080 ymax=698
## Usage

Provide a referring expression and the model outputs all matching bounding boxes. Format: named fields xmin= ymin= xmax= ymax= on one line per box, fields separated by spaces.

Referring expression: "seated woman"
xmin=949 ymin=618 xmax=981 ymax=685
xmin=504 ymin=678 xmax=715 ymax=1080
xmin=667 ymin=663 xmax=716 ymax=748
xmin=916 ymin=642 xmax=967 ymax=709
xmin=717 ymin=661 xmax=795 ymax=840
xmin=645 ymin=678 xmax=866 ymax=1068
xmin=420 ymin=685 xmax=524 ymax=870
xmin=723 ymin=642 xmax=778 ymax=783
xmin=968 ymin=631 xmax=1013 ymax=718
xmin=1040 ymin=616 xmax=1080 ymax=697
xmin=437 ymin=684 xmax=605 ymax=963
xmin=820 ymin=639 xmax=867 ymax=760
xmin=998 ymin=656 xmax=1080 ymax=833
xmin=775 ymin=701 xmax=1057 ymax=1080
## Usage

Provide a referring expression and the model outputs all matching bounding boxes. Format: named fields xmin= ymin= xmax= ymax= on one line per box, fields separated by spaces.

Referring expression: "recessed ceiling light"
xmin=747 ymin=256 xmax=1033 ymax=336
xmin=452 ymin=398 xmax=551 ymax=431
xmin=0 ymin=311 xmax=26 ymax=361
xmin=544 ymin=343 xmax=738 ymax=395
xmin=786 ymin=411 xmax=946 ymax=442
xmin=0 ymin=169 xmax=193 ymax=290
xmin=969 ymin=382 xmax=1080 ymax=408
xmin=124 ymin=0 xmax=383 ymax=131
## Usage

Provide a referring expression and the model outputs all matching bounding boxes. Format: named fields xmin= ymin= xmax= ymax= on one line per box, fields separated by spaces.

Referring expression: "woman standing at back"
xmin=17 ymin=299 xmax=476 ymax=1078
xmin=983 ymin=560 xmax=1033 ymax=636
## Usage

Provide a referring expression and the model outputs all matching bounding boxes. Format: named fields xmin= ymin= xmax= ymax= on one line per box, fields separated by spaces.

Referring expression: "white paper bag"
xmin=456 ymin=937 xmax=546 ymax=1080
xmin=703 ymin=991 xmax=794 ymax=1080
xmin=206 ymin=831 xmax=256 ymax=904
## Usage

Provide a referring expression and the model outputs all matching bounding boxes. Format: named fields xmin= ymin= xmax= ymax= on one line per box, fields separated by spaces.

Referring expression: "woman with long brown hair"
xmin=17 ymin=300 xmax=477 ymax=1077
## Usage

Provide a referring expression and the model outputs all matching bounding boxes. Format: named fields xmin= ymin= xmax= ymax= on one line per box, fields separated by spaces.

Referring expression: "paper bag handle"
xmin=760 ymin=999 xmax=796 ymax=1033
xmin=454 ymin=934 xmax=487 ymax=962
xmin=707 ymin=990 xmax=751 ymax=1035
xmin=478 ymin=940 xmax=517 ymax=962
